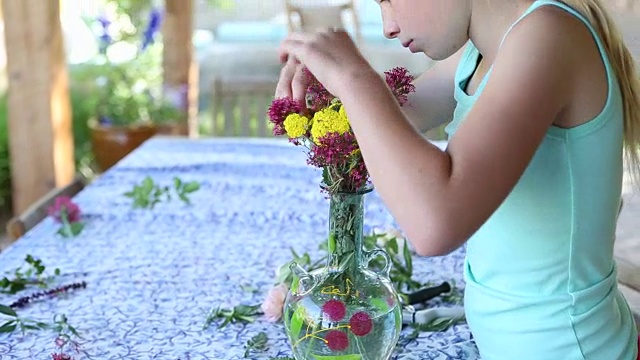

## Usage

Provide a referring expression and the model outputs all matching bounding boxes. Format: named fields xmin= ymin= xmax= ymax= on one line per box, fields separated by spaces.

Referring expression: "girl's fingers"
xmin=275 ymin=58 xmax=297 ymax=99
xmin=291 ymin=64 xmax=309 ymax=103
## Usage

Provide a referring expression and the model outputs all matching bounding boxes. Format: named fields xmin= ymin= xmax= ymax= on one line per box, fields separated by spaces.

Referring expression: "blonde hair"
xmin=561 ymin=0 xmax=640 ymax=186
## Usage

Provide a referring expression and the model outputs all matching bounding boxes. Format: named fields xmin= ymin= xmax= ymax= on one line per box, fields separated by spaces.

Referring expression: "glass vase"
xmin=283 ymin=186 xmax=402 ymax=360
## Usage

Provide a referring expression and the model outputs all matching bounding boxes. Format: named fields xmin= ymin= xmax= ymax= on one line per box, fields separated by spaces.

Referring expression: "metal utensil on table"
xmin=401 ymin=281 xmax=452 ymax=305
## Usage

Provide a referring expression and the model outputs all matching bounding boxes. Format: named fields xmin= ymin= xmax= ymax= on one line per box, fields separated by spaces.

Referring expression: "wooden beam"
xmin=162 ymin=0 xmax=198 ymax=137
xmin=2 ymin=0 xmax=75 ymax=215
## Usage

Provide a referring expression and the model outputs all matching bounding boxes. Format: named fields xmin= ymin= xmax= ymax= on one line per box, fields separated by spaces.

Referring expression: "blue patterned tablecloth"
xmin=0 ymin=137 xmax=479 ymax=360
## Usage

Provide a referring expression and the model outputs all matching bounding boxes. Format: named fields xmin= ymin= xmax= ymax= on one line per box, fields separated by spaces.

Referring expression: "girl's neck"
xmin=468 ymin=0 xmax=536 ymax=63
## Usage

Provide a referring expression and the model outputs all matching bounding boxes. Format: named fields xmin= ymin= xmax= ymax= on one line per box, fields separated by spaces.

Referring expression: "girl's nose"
xmin=383 ymin=19 xmax=400 ymax=39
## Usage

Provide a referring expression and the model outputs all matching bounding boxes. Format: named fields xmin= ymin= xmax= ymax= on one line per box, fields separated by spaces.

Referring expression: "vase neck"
xmin=326 ymin=191 xmax=366 ymax=272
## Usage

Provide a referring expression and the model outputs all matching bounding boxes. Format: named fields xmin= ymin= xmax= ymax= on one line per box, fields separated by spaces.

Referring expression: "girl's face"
xmin=377 ymin=0 xmax=472 ymax=60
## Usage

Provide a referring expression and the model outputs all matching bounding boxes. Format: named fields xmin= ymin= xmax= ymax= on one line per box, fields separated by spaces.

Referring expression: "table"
xmin=0 ymin=137 xmax=479 ymax=359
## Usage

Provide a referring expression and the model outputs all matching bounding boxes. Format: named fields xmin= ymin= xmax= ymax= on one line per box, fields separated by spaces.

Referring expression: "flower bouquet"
xmin=267 ymin=68 xmax=415 ymax=359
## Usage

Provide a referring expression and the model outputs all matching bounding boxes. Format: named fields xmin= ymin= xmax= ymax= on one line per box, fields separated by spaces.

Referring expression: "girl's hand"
xmin=275 ymin=57 xmax=309 ymax=103
xmin=277 ymin=29 xmax=377 ymax=100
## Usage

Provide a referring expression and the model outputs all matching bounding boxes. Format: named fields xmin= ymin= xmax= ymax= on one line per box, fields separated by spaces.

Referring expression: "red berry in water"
xmin=325 ymin=330 xmax=349 ymax=351
xmin=322 ymin=299 xmax=346 ymax=321
xmin=349 ymin=311 xmax=373 ymax=336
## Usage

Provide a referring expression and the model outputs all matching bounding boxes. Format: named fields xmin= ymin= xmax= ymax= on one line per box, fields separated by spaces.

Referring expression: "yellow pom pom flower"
xmin=310 ymin=107 xmax=351 ymax=144
xmin=283 ymin=113 xmax=310 ymax=138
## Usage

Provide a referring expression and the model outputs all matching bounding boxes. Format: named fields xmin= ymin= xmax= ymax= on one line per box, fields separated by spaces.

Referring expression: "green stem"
xmin=60 ymin=211 xmax=73 ymax=238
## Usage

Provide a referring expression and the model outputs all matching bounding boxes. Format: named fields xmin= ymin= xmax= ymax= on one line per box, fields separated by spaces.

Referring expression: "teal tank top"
xmin=445 ymin=1 xmax=639 ymax=359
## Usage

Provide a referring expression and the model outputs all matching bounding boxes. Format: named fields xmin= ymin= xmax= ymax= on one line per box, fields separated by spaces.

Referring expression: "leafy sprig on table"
xmin=244 ymin=331 xmax=268 ymax=358
xmin=203 ymin=304 xmax=262 ymax=330
xmin=0 ymin=304 xmax=49 ymax=334
xmin=0 ymin=306 xmax=82 ymax=346
xmin=0 ymin=255 xmax=60 ymax=294
xmin=124 ymin=176 xmax=200 ymax=209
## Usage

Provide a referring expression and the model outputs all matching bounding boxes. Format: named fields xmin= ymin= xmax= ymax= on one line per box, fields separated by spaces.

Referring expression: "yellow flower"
xmin=283 ymin=113 xmax=310 ymax=138
xmin=310 ymin=107 xmax=350 ymax=144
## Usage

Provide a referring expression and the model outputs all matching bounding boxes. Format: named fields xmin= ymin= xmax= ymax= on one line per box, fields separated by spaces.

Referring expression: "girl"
xmin=275 ymin=0 xmax=640 ymax=359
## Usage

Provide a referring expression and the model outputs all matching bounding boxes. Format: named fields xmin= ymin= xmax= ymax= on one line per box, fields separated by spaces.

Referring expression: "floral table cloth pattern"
xmin=0 ymin=137 xmax=479 ymax=360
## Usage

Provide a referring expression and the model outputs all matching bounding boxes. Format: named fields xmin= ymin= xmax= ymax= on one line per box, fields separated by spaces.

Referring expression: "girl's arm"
xmin=335 ymin=11 xmax=577 ymax=256
xmin=275 ymin=44 xmax=466 ymax=134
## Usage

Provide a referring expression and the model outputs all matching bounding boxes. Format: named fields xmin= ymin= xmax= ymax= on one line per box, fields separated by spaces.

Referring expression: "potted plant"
xmin=81 ymin=2 xmax=185 ymax=171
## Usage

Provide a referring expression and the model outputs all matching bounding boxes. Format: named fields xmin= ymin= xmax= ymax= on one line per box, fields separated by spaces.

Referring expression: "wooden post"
xmin=2 ymin=0 xmax=75 ymax=215
xmin=162 ymin=0 xmax=198 ymax=137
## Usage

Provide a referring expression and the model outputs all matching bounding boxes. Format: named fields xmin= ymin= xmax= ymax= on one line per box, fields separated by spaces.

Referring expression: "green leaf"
xmin=183 ymin=181 xmax=200 ymax=193
xmin=0 ymin=304 xmax=17 ymax=317
xmin=69 ymin=222 xmax=85 ymax=236
xmin=403 ymin=244 xmax=413 ymax=273
xmin=0 ymin=321 xmax=16 ymax=333
xmin=173 ymin=177 xmax=182 ymax=189
xmin=244 ymin=331 xmax=268 ymax=358
xmin=387 ymin=238 xmax=399 ymax=254
xmin=410 ymin=316 xmax=464 ymax=332
xmin=178 ymin=193 xmax=190 ymax=204
xmin=142 ymin=176 xmax=154 ymax=190
xmin=287 ymin=306 xmax=305 ymax=342
xmin=327 ymin=234 xmax=336 ymax=253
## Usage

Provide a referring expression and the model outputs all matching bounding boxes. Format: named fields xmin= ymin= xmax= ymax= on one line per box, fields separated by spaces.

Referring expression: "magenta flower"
xmin=384 ymin=67 xmax=416 ymax=106
xmin=307 ymin=132 xmax=359 ymax=169
xmin=267 ymin=98 xmax=304 ymax=136
xmin=48 ymin=196 xmax=84 ymax=238
xmin=303 ymin=67 xmax=334 ymax=111
xmin=48 ymin=196 xmax=81 ymax=224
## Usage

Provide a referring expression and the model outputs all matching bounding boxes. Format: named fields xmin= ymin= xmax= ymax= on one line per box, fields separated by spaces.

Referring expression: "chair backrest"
xmin=209 ymin=75 xmax=280 ymax=137
xmin=285 ymin=1 xmax=361 ymax=43
xmin=5 ymin=175 xmax=86 ymax=242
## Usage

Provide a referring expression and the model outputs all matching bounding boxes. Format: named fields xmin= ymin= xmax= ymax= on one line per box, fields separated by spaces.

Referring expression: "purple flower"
xmin=267 ymin=98 xmax=303 ymax=136
xmin=384 ymin=67 xmax=416 ymax=106
xmin=142 ymin=8 xmax=163 ymax=51
xmin=47 ymin=196 xmax=81 ymax=224
xmin=97 ymin=14 xmax=112 ymax=54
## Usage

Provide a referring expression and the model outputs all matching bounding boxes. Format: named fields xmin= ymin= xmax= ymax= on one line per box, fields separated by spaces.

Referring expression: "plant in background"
xmin=79 ymin=1 xmax=182 ymax=128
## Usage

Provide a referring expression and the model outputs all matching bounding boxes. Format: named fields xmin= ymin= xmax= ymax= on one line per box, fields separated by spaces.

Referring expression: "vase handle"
xmin=364 ymin=248 xmax=392 ymax=276
xmin=289 ymin=262 xmax=316 ymax=295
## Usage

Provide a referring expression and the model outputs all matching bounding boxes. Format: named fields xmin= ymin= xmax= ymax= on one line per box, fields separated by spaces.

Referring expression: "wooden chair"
xmin=209 ymin=75 xmax=280 ymax=137
xmin=5 ymin=175 xmax=86 ymax=242
xmin=285 ymin=0 xmax=361 ymax=44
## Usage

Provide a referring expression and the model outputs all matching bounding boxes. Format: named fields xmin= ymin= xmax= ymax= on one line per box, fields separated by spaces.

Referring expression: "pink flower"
xmin=267 ymin=98 xmax=303 ymax=136
xmin=384 ymin=67 xmax=416 ymax=106
xmin=261 ymin=283 xmax=288 ymax=322
xmin=47 ymin=196 xmax=81 ymax=223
